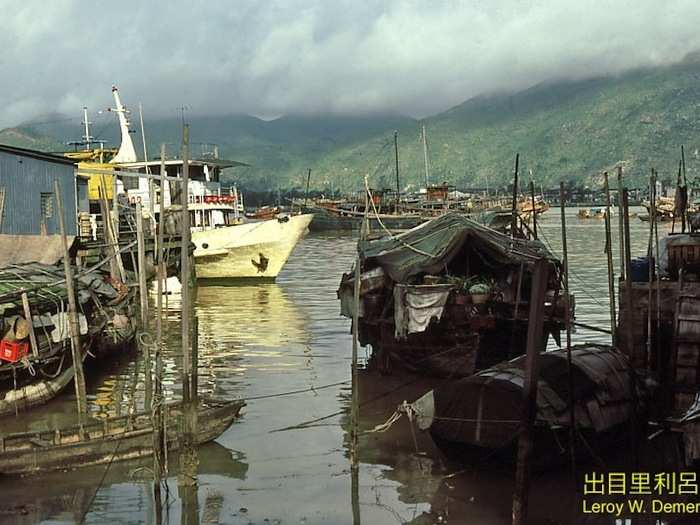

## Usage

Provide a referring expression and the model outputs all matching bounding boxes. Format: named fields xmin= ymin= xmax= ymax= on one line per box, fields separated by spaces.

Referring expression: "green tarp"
xmin=359 ymin=212 xmax=558 ymax=282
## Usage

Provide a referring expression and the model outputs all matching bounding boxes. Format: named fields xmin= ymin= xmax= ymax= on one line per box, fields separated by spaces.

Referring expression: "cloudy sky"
xmin=2 ymin=0 xmax=700 ymax=127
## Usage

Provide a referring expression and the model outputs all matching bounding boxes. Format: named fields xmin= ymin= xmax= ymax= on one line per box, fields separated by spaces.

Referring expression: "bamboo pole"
xmin=512 ymin=258 xmax=550 ymax=525
xmin=622 ymin=187 xmax=640 ymax=465
xmin=617 ymin=167 xmax=626 ymax=281
xmin=529 ymin=180 xmax=538 ymax=239
xmin=510 ymin=154 xmax=520 ymax=237
xmin=21 ymin=293 xmax=39 ymax=359
xmin=603 ymin=172 xmax=617 ymax=346
xmin=136 ymin=202 xmax=152 ymax=412
xmin=54 ymin=180 xmax=87 ymax=427
xmin=653 ymin=169 xmax=662 ymax=382
xmin=136 ymin=203 xmax=148 ymax=326
xmin=178 ymin=124 xmax=198 ymax=490
xmin=153 ymin=144 xmax=167 ymax=514
xmin=393 ymin=131 xmax=400 ymax=211
xmin=646 ymin=171 xmax=655 ymax=372
xmin=559 ymin=182 xmax=576 ymax=479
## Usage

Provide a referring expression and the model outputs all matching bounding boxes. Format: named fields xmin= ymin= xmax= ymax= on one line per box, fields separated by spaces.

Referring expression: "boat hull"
xmin=192 ymin=214 xmax=313 ymax=279
xmin=305 ymin=206 xmax=425 ymax=232
xmin=0 ymin=399 xmax=245 ymax=475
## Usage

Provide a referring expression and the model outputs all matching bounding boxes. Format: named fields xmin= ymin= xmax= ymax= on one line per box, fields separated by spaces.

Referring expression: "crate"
xmin=0 ymin=340 xmax=29 ymax=363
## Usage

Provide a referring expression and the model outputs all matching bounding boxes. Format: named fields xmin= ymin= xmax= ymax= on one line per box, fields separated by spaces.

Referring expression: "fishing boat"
xmin=337 ymin=213 xmax=568 ymax=377
xmin=577 ymin=206 xmax=612 ymax=219
xmin=0 ymin=263 xmax=135 ymax=417
xmin=103 ymin=86 xmax=313 ymax=280
xmin=408 ymin=344 xmax=643 ymax=465
xmin=0 ymin=397 xmax=245 ymax=475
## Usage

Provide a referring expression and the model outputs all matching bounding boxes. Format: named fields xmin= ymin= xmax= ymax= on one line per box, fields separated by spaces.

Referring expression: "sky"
xmin=2 ymin=0 xmax=700 ymax=128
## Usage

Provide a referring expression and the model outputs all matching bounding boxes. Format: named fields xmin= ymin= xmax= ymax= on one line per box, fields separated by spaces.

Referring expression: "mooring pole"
xmin=617 ymin=167 xmax=626 ymax=281
xmin=510 ymin=154 xmax=520 ymax=237
xmin=178 ymin=124 xmax=198 ymax=490
xmin=530 ymin=180 xmax=538 ymax=239
xmin=622 ymin=187 xmax=639 ymax=465
xmin=153 ymin=144 xmax=167 ymax=518
xmin=653 ymin=169 xmax=662 ymax=382
xmin=136 ymin=203 xmax=149 ymax=326
xmin=394 ymin=130 xmax=400 ymax=212
xmin=646 ymin=171 xmax=655 ymax=372
xmin=512 ymin=258 xmax=550 ymax=525
xmin=54 ymin=180 xmax=87 ymax=427
xmin=559 ymin=182 xmax=576 ymax=479
xmin=136 ymin=202 xmax=152 ymax=412
xmin=603 ymin=172 xmax=617 ymax=346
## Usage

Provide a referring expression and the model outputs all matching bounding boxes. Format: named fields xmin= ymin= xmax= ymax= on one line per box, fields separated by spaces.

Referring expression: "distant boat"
xmin=577 ymin=207 xmax=613 ymax=219
xmin=0 ymin=398 xmax=245 ymax=475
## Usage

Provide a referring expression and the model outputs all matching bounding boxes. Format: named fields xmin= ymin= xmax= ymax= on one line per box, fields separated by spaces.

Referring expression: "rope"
xmin=363 ymin=180 xmax=439 ymax=259
xmin=246 ymin=380 xmax=349 ymax=401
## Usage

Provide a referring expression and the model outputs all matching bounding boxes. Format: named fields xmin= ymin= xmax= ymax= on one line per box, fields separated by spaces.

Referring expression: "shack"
xmin=0 ymin=144 xmax=88 ymax=265
xmin=338 ymin=213 xmax=568 ymax=377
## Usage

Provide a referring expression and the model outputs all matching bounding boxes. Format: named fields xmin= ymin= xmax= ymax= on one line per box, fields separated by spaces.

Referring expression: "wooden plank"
xmin=20 ymin=292 xmax=39 ymax=359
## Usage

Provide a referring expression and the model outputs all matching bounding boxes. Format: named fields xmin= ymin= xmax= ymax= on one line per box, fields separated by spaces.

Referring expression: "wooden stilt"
xmin=617 ymin=167 xmax=626 ymax=281
xmin=178 ymin=124 xmax=198 ymax=490
xmin=54 ymin=180 xmax=87 ymax=427
xmin=512 ymin=258 xmax=550 ymax=525
xmin=603 ymin=172 xmax=617 ymax=346
xmin=559 ymin=182 xmax=576 ymax=479
xmin=529 ymin=180 xmax=538 ymax=240
xmin=510 ymin=154 xmax=520 ymax=237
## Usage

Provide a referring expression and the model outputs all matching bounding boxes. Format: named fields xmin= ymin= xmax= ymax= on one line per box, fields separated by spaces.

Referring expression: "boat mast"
xmin=394 ymin=130 xmax=400 ymax=210
xmin=109 ymin=86 xmax=137 ymax=164
xmin=422 ymin=124 xmax=430 ymax=188
xmin=82 ymin=107 xmax=93 ymax=151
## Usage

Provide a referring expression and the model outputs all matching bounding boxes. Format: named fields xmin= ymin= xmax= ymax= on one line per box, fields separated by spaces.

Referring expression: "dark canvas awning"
xmin=359 ymin=212 xmax=558 ymax=282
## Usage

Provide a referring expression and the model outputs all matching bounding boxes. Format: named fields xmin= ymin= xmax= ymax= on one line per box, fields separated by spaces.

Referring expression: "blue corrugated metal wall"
xmin=0 ymin=150 xmax=79 ymax=235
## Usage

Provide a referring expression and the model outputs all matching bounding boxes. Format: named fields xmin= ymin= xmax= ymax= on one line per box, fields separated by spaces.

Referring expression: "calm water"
xmin=0 ymin=208 xmax=664 ymax=525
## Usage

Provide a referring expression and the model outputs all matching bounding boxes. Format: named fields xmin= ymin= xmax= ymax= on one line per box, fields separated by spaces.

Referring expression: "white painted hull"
xmin=191 ymin=214 xmax=313 ymax=279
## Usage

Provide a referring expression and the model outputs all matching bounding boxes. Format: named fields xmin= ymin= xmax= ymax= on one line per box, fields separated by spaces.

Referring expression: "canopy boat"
xmin=0 ymin=397 xmax=245 ymax=475
xmin=408 ymin=344 xmax=643 ymax=465
xmin=338 ymin=213 xmax=568 ymax=377
xmin=577 ymin=207 xmax=613 ymax=219
xmin=0 ymin=262 xmax=135 ymax=416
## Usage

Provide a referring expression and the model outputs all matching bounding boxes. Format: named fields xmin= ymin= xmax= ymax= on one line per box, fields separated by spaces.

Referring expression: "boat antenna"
xmin=108 ymin=86 xmax=137 ymax=163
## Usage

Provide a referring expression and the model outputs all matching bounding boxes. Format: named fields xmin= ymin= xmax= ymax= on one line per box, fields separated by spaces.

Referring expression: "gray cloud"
xmin=2 ymin=0 xmax=700 ymax=127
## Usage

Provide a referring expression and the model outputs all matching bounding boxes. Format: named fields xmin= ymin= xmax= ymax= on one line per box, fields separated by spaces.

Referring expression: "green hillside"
xmin=4 ymin=56 xmax=700 ymax=193
xmin=311 ymin=57 xmax=700 ymax=192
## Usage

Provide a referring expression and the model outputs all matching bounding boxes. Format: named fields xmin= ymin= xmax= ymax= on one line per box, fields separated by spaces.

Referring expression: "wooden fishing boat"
xmin=0 ymin=398 xmax=245 ymax=475
xmin=338 ymin=213 xmax=567 ymax=378
xmin=303 ymin=203 xmax=425 ymax=232
xmin=408 ymin=344 xmax=643 ymax=466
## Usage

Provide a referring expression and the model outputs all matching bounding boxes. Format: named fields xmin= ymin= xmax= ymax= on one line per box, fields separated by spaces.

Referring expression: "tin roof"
xmin=0 ymin=144 xmax=77 ymax=166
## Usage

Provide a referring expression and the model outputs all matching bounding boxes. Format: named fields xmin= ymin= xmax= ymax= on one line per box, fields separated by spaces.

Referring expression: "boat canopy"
xmin=358 ymin=212 xmax=558 ymax=282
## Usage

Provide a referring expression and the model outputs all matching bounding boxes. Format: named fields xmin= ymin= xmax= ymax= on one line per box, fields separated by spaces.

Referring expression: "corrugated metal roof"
xmin=0 ymin=144 xmax=76 ymax=166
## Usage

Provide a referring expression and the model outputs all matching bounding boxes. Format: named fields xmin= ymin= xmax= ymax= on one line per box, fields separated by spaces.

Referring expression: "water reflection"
xmin=0 ymin=212 xmax=670 ymax=524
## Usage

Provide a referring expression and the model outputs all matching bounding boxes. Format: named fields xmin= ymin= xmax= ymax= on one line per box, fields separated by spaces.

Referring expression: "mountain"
xmin=4 ymin=55 xmax=700 ymax=192
xmin=310 ymin=56 xmax=700 ymax=192
xmin=5 ymin=112 xmax=415 ymax=191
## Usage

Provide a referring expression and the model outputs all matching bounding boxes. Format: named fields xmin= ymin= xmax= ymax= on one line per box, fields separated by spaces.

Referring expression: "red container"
xmin=0 ymin=340 xmax=29 ymax=363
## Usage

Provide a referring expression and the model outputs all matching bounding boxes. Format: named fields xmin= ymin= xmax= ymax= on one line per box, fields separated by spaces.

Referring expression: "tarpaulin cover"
xmin=359 ymin=213 xmax=557 ymax=283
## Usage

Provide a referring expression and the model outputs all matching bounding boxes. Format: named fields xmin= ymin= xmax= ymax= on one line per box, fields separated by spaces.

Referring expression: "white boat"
xmin=106 ymin=87 xmax=312 ymax=280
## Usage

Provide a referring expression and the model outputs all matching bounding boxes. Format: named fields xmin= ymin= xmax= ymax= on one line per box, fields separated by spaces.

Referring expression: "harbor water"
xmin=0 ymin=208 xmax=658 ymax=524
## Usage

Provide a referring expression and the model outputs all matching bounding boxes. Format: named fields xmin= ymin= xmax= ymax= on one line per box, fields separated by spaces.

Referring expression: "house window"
xmin=40 ymin=193 xmax=54 ymax=219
